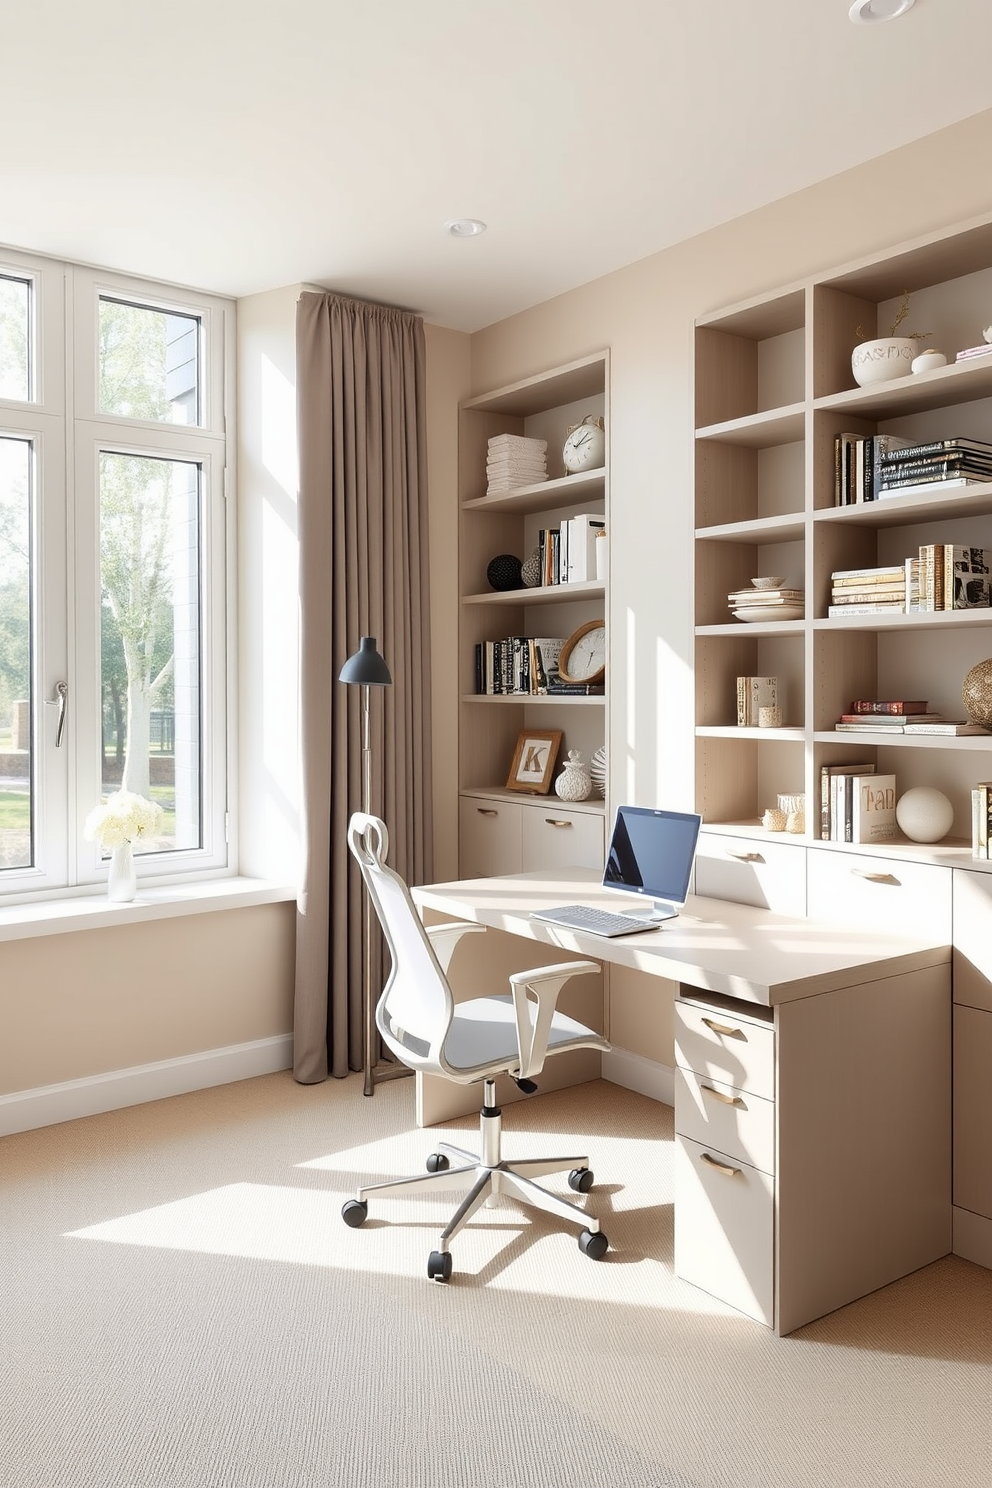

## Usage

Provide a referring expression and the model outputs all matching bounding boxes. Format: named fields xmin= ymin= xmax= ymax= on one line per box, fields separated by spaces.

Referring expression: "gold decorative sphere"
xmin=962 ymin=658 xmax=992 ymax=729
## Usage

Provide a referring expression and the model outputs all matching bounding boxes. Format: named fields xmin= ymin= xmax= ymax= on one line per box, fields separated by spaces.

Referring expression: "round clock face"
xmin=562 ymin=420 xmax=605 ymax=474
xmin=559 ymin=622 xmax=606 ymax=684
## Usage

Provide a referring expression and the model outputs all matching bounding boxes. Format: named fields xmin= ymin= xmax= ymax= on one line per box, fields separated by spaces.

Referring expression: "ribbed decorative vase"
xmin=963 ymin=658 xmax=992 ymax=729
xmin=589 ymin=746 xmax=607 ymax=798
xmin=555 ymin=750 xmax=592 ymax=801
xmin=108 ymin=841 xmax=137 ymax=902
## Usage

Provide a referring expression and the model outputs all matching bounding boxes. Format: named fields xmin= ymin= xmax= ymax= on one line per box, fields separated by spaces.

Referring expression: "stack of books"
xmin=915 ymin=544 xmax=991 ymax=611
xmin=474 ymin=635 xmax=604 ymax=696
xmin=485 ymin=434 xmax=547 ymax=495
xmin=835 ymin=698 xmax=990 ymax=736
xmin=726 ymin=585 xmax=804 ymax=619
xmin=955 ymin=342 xmax=992 ymax=364
xmin=819 ymin=763 xmax=896 ymax=843
xmin=876 ymin=437 xmax=992 ymax=501
xmin=828 ymin=566 xmax=905 ymax=616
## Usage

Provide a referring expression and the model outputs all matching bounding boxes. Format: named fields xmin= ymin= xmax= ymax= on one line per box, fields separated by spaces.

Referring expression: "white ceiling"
xmin=3 ymin=1 xmax=992 ymax=332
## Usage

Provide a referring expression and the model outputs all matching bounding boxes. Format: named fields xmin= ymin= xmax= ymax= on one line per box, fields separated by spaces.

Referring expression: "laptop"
xmin=531 ymin=805 xmax=703 ymax=937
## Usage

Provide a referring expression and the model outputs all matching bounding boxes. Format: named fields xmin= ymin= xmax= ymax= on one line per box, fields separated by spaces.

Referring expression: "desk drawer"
xmin=674 ymin=1067 xmax=775 ymax=1175
xmin=521 ymin=804 xmax=604 ymax=871
xmin=806 ymin=849 xmax=951 ymax=939
xmin=674 ymin=1134 xmax=774 ymax=1326
xmin=674 ymin=998 xmax=776 ymax=1101
xmin=694 ymin=832 xmax=806 ymax=917
xmin=459 ymin=797 xmax=521 ymax=878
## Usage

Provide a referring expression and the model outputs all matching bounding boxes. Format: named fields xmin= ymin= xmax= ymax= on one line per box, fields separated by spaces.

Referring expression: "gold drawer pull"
xmin=701 ymin=1084 xmax=745 ymax=1107
xmin=477 ymin=808 xmax=498 ymax=817
xmin=850 ymin=869 xmax=899 ymax=884
xmin=726 ymin=850 xmax=763 ymax=862
xmin=545 ymin=818 xmax=573 ymax=828
xmin=700 ymin=1152 xmax=740 ymax=1178
xmin=701 ymin=1017 xmax=745 ymax=1040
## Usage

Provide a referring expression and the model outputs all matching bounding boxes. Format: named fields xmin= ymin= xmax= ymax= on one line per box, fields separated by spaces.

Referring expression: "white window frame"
xmin=0 ymin=249 xmax=235 ymax=904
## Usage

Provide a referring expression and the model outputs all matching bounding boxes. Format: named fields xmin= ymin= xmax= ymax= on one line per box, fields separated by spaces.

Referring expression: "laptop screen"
xmin=602 ymin=805 xmax=702 ymax=910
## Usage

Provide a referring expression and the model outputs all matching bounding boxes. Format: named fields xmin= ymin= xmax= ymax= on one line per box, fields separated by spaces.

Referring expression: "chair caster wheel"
xmin=341 ymin=1199 xmax=368 ymax=1228
xmin=578 ymin=1228 xmax=608 ymax=1260
xmin=568 ymin=1167 xmax=594 ymax=1193
xmin=427 ymin=1249 xmax=452 ymax=1282
xmin=426 ymin=1152 xmax=449 ymax=1173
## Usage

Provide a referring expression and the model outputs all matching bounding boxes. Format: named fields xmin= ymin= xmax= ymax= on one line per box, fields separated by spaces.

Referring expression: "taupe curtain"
xmin=293 ymin=292 xmax=433 ymax=1082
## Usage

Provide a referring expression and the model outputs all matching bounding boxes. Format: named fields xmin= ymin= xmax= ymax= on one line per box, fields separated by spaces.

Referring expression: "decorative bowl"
xmin=733 ymin=605 xmax=804 ymax=623
xmin=751 ymin=576 xmax=786 ymax=590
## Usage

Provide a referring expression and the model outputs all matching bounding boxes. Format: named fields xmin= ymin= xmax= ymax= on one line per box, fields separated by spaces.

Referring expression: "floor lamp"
xmin=339 ymin=636 xmax=412 ymax=1097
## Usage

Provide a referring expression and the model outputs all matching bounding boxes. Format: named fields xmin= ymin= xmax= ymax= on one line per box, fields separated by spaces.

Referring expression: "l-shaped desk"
xmin=412 ymin=867 xmax=952 ymax=1335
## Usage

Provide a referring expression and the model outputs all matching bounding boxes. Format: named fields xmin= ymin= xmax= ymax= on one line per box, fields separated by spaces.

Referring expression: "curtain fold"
xmin=294 ymin=292 xmax=433 ymax=1082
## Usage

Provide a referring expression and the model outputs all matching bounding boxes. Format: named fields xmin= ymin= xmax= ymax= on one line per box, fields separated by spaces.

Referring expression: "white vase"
xmin=108 ymin=841 xmax=137 ymax=902
xmin=851 ymin=337 xmax=916 ymax=387
xmin=555 ymin=750 xmax=592 ymax=801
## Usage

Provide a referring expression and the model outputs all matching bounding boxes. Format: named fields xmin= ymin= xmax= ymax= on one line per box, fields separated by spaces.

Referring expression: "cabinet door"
xmin=694 ymin=832 xmax=806 ymax=916
xmin=458 ymin=797 xmax=521 ymax=878
xmin=952 ymin=868 xmax=992 ymax=1013
xmin=521 ymin=805 xmax=604 ymax=871
xmin=953 ymin=1004 xmax=992 ymax=1221
xmin=806 ymin=848 xmax=952 ymax=939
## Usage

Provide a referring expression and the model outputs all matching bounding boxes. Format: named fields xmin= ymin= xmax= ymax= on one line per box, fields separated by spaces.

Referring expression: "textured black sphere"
xmin=486 ymin=554 xmax=523 ymax=591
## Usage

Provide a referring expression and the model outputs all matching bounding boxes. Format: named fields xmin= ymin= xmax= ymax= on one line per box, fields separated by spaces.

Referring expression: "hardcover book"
xmin=736 ymin=675 xmax=778 ymax=727
xmin=851 ymin=774 xmax=897 ymax=844
xmin=848 ymin=699 xmax=928 ymax=715
xmin=819 ymin=763 xmax=875 ymax=840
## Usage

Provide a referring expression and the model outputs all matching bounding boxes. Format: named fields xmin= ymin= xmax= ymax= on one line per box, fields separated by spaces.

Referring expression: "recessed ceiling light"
xmin=444 ymin=218 xmax=487 ymax=238
xmin=849 ymin=0 xmax=914 ymax=23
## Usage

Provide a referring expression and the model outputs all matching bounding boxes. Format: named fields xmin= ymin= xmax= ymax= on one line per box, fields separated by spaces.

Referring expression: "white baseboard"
xmin=952 ymin=1205 xmax=992 ymax=1270
xmin=0 ymin=1033 xmax=294 ymax=1137
xmin=602 ymin=1047 xmax=674 ymax=1107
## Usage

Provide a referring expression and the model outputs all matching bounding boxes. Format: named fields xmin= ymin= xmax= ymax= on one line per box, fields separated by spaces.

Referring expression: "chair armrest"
xmin=424 ymin=919 xmax=487 ymax=974
xmin=507 ymin=960 xmax=600 ymax=1079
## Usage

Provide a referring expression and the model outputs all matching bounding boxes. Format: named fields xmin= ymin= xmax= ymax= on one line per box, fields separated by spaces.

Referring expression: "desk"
xmin=413 ymin=867 xmax=952 ymax=1334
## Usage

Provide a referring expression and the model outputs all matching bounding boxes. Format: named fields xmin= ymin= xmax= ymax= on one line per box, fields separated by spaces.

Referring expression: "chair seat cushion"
xmin=443 ymin=993 xmax=594 ymax=1076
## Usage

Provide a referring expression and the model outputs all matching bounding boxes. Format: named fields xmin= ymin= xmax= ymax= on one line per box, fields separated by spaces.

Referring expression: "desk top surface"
xmin=412 ymin=868 xmax=950 ymax=1006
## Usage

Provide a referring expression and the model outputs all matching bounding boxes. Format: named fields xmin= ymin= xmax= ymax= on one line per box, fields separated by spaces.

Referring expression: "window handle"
xmin=45 ymin=681 xmax=68 ymax=747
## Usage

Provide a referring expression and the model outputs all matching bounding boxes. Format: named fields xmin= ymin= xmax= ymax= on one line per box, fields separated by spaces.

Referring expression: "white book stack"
xmin=486 ymin=433 xmax=548 ymax=494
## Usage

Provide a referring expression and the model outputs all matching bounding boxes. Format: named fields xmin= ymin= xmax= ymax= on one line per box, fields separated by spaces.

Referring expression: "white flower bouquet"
xmin=84 ymin=790 xmax=163 ymax=850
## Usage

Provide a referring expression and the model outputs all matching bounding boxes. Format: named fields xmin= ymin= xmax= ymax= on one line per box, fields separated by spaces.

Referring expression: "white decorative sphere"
xmin=895 ymin=787 xmax=954 ymax=844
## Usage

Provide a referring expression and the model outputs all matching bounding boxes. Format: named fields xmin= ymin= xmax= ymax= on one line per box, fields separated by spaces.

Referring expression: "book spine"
xmin=879 ymin=439 xmax=992 ymax=460
xmin=820 ymin=765 xmax=830 ymax=840
xmin=848 ymin=699 xmax=928 ymax=714
xmin=737 ymin=676 xmax=746 ymax=728
xmin=844 ymin=775 xmax=853 ymax=843
xmin=982 ymin=785 xmax=991 ymax=859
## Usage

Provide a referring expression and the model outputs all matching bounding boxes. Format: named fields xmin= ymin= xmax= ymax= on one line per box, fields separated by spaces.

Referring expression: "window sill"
xmin=0 ymin=877 xmax=297 ymax=943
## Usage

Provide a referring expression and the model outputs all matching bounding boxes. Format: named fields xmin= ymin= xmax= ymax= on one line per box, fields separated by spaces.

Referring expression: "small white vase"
xmin=555 ymin=750 xmax=592 ymax=801
xmin=851 ymin=337 xmax=916 ymax=387
xmin=108 ymin=841 xmax=137 ymax=902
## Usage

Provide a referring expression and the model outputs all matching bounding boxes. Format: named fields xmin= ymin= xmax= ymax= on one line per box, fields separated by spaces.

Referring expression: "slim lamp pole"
xmin=339 ymin=636 xmax=412 ymax=1096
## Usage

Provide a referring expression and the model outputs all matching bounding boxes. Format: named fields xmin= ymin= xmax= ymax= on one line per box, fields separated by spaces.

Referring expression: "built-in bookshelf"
xmin=693 ymin=212 xmax=992 ymax=866
xmin=458 ymin=352 xmax=610 ymax=875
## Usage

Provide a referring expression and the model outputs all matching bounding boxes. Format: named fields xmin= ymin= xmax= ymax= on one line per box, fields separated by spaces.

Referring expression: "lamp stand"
xmin=360 ymin=681 xmax=412 ymax=1098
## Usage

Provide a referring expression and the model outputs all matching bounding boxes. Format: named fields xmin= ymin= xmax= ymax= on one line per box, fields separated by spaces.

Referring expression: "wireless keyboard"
xmin=530 ymin=903 xmax=663 ymax=938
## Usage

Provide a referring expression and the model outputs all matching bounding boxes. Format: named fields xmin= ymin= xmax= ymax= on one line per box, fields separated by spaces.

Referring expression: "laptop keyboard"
xmin=532 ymin=904 xmax=658 ymax=937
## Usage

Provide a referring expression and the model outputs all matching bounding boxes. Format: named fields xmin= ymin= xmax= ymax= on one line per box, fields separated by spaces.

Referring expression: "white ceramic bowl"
xmin=751 ymin=576 xmax=785 ymax=590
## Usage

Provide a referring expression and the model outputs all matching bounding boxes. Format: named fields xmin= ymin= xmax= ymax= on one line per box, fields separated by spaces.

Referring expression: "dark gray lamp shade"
xmin=339 ymin=635 xmax=392 ymax=687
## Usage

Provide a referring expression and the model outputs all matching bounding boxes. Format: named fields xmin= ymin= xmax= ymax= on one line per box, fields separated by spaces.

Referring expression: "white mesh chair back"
xmin=347 ymin=813 xmax=454 ymax=1074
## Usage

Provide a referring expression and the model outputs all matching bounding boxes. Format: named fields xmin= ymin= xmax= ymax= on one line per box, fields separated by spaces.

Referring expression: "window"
xmin=0 ymin=250 xmax=232 ymax=901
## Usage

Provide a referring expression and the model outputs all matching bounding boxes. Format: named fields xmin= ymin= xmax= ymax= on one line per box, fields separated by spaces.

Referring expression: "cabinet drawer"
xmin=674 ymin=1134 xmax=774 ymax=1326
xmin=694 ymin=833 xmax=806 ymax=917
xmin=952 ymin=868 xmax=992 ymax=1012
xmin=806 ymin=849 xmax=952 ymax=940
xmin=521 ymin=804 xmax=604 ymax=871
xmin=953 ymin=1004 xmax=992 ymax=1221
xmin=674 ymin=1067 xmax=775 ymax=1175
xmin=458 ymin=797 xmax=521 ymax=878
xmin=674 ymin=998 xmax=776 ymax=1101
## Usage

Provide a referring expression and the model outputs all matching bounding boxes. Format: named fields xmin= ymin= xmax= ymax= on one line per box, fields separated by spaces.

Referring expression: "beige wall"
xmin=456 ymin=108 xmax=992 ymax=1061
xmin=0 ymin=903 xmax=295 ymax=1097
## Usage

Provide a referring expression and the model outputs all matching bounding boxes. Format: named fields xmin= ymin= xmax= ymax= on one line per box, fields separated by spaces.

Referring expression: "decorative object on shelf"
xmin=554 ymin=749 xmax=592 ymax=801
xmin=485 ymin=433 xmax=547 ymax=495
xmin=506 ymin=729 xmax=562 ymax=795
xmin=785 ymin=810 xmax=805 ymax=835
xmin=737 ymin=675 xmax=777 ymax=727
xmin=895 ymin=786 xmax=954 ymax=844
xmin=762 ymin=807 xmax=787 ymax=832
xmin=520 ymin=548 xmax=542 ymax=588
xmin=83 ymin=788 xmax=164 ymax=903
xmin=852 ymin=290 xmax=931 ymax=387
xmin=557 ymin=619 xmax=606 ymax=685
xmin=985 ymin=326 xmax=992 ymax=344
xmin=758 ymin=705 xmax=783 ymax=729
xmin=590 ymin=745 xmax=607 ymax=798
xmin=911 ymin=348 xmax=947 ymax=374
xmin=963 ymin=658 xmax=992 ymax=729
xmin=561 ymin=415 xmax=605 ymax=475
xmin=733 ymin=604 xmax=804 ymax=623
xmin=594 ymin=529 xmax=608 ymax=583
xmin=728 ymin=585 xmax=804 ymax=622
xmin=486 ymin=553 xmax=523 ymax=591
xmin=778 ymin=793 xmax=805 ymax=817
xmin=751 ymin=576 xmax=786 ymax=590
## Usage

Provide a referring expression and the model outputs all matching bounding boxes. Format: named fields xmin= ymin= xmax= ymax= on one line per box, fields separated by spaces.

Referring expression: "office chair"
xmin=341 ymin=812 xmax=611 ymax=1282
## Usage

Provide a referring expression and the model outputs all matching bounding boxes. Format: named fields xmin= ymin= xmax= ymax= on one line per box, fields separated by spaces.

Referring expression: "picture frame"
xmin=506 ymin=730 xmax=562 ymax=794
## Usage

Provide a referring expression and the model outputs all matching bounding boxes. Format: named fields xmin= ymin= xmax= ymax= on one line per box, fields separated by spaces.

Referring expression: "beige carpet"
xmin=2 ymin=1072 xmax=990 ymax=1488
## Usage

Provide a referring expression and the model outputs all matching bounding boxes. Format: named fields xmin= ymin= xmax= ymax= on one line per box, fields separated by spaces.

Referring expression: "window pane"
xmin=99 ymin=452 xmax=201 ymax=854
xmin=0 ymin=276 xmax=31 ymax=401
xmin=99 ymin=299 xmax=201 ymax=426
xmin=0 ymin=436 xmax=32 ymax=869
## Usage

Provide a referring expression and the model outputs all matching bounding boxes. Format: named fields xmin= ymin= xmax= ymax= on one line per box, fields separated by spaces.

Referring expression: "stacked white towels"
xmin=486 ymin=433 xmax=547 ymax=494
